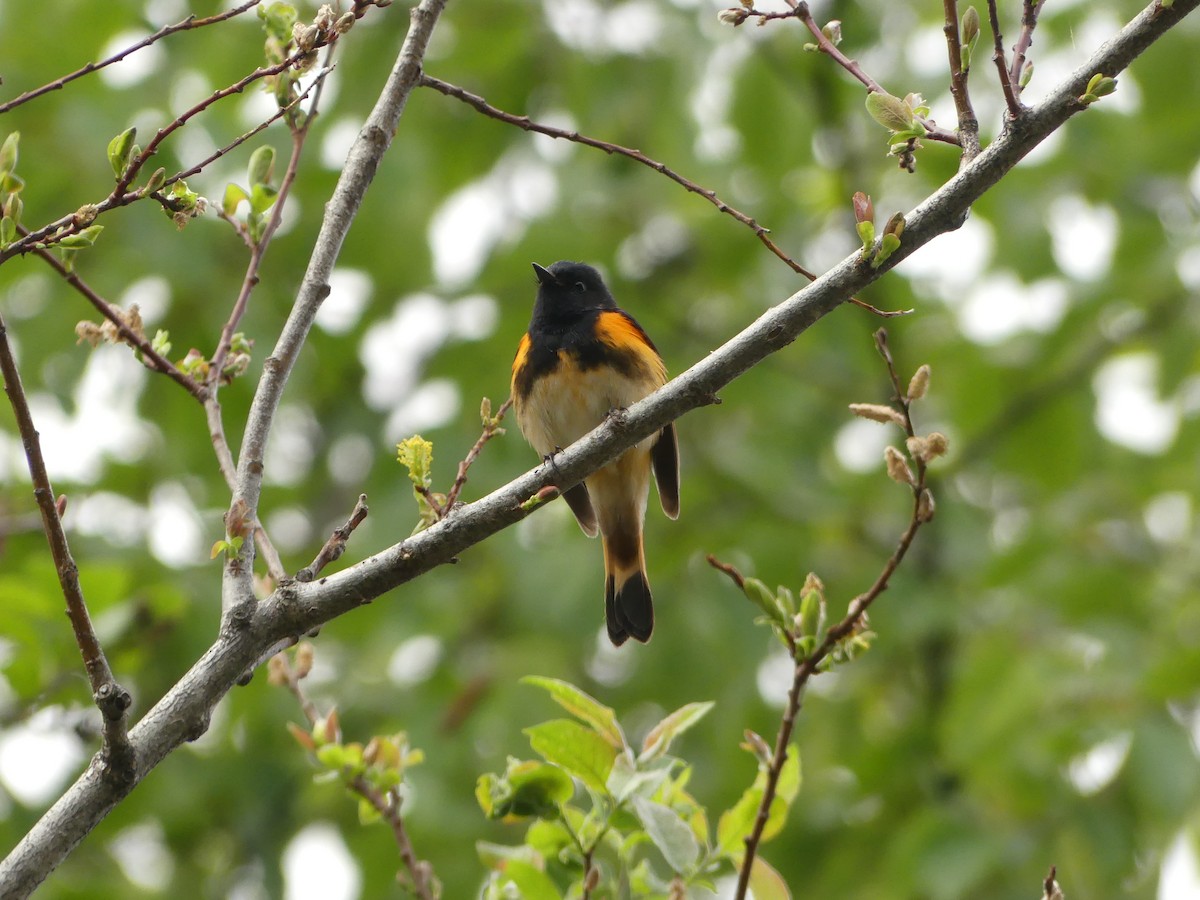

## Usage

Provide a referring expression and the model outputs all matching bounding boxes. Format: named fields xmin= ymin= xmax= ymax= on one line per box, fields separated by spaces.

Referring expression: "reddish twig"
xmin=0 ymin=1 xmax=262 ymax=116
xmin=0 ymin=312 xmax=133 ymax=774
xmin=720 ymin=329 xmax=936 ymax=899
xmin=2 ymin=39 xmax=342 ymax=262
xmin=987 ymin=0 xmax=1025 ymax=117
xmin=420 ymin=75 xmax=903 ymax=317
xmin=792 ymin=3 xmax=961 ymax=146
xmin=272 ymin=649 xmax=435 ymax=900
xmin=206 ymin=70 xmax=328 ymax=391
xmin=295 ymin=494 xmax=370 ymax=583
xmin=419 ymin=74 xmax=819 ymax=281
xmin=445 ymin=397 xmax=513 ymax=510
xmin=166 ymin=70 xmax=327 ymax=194
xmin=415 ymin=397 xmax=514 ymax=522
xmin=1009 ymin=0 xmax=1048 ymax=95
xmin=942 ymin=0 xmax=982 ymax=160
xmin=22 ymin=227 xmax=206 ymax=401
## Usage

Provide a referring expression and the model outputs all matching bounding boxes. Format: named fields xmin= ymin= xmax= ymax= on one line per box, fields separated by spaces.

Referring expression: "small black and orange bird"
xmin=511 ymin=261 xmax=679 ymax=645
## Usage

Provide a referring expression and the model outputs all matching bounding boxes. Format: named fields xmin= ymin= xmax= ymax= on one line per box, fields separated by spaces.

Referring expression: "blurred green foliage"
xmin=0 ymin=1 xmax=1198 ymax=898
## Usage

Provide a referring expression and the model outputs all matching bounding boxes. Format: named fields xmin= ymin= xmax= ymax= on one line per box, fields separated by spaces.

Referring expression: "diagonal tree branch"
xmin=0 ymin=313 xmax=134 ymax=774
xmin=0 ymin=1 xmax=263 ymax=116
xmin=0 ymin=0 xmax=1193 ymax=894
xmin=220 ymin=0 xmax=451 ymax=615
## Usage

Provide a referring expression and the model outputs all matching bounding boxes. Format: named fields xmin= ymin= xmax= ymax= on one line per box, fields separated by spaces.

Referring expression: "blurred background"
xmin=0 ymin=0 xmax=1198 ymax=897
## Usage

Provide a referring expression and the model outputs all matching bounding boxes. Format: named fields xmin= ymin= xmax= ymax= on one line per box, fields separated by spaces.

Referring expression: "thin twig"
xmin=422 ymin=75 xmax=901 ymax=317
xmin=22 ymin=228 xmax=206 ymax=401
xmin=726 ymin=329 xmax=933 ymax=899
xmin=2 ymin=42 xmax=339 ymax=262
xmin=295 ymin=495 xmax=370 ymax=583
xmin=208 ymin=68 xmax=332 ymax=389
xmin=987 ymin=0 xmax=1025 ymax=117
xmin=793 ymin=3 xmax=961 ymax=146
xmin=0 ymin=312 xmax=133 ymax=774
xmin=1010 ymin=0 xmax=1049 ymax=94
xmin=165 ymin=70 xmax=328 ymax=192
xmin=942 ymin=0 xmax=982 ymax=161
xmin=0 ymin=1 xmax=262 ymax=116
xmin=445 ymin=397 xmax=513 ymax=510
xmin=419 ymin=74 xmax=819 ymax=281
xmin=203 ymin=59 xmax=335 ymax=589
xmin=274 ymin=649 xmax=435 ymax=900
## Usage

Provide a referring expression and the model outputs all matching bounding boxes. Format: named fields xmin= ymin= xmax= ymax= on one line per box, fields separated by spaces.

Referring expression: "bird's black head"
xmin=530 ymin=261 xmax=617 ymax=326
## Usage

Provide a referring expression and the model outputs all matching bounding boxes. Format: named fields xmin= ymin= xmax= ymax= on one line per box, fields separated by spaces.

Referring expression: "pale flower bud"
xmin=885 ymin=446 xmax=916 ymax=486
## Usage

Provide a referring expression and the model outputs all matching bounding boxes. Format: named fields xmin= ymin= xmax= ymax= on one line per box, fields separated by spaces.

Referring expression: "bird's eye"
xmin=573 ymin=281 xmax=587 ymax=293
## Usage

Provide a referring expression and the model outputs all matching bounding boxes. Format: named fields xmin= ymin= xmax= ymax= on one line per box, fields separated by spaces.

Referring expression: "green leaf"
xmin=0 ymin=131 xmax=18 ymax=174
xmin=357 ymin=795 xmax=381 ymax=825
xmin=762 ymin=748 xmax=802 ymax=840
xmin=872 ymin=232 xmax=902 ymax=268
xmin=631 ymin=796 xmax=700 ymax=874
xmin=107 ymin=127 xmax=137 ymax=178
xmin=716 ymin=782 xmax=761 ymax=859
xmin=497 ymin=859 xmax=562 ymax=900
xmin=524 ymin=719 xmax=618 ymax=794
xmin=0 ymin=215 xmax=14 ymax=249
xmin=396 ymin=436 xmax=434 ymax=488
xmin=477 ymin=759 xmax=575 ymax=820
xmin=520 ymin=676 xmax=625 ymax=748
xmin=247 ymin=145 xmax=276 ymax=188
xmin=716 ymin=745 xmax=801 ymax=857
xmin=249 ymin=182 xmax=279 ymax=216
xmin=865 ymin=91 xmax=914 ymax=133
xmin=57 ymin=225 xmax=104 ymax=249
xmin=144 ymin=167 xmax=166 ymax=195
xmin=746 ymin=856 xmax=792 ymax=900
xmin=639 ymin=701 xmax=714 ymax=762
xmin=742 ymin=578 xmax=788 ymax=629
xmin=222 ymin=183 xmax=249 ymax=216
xmin=606 ymin=753 xmax=673 ymax=803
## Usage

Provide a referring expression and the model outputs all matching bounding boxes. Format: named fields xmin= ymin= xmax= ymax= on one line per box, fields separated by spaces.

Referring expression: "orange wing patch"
xmin=594 ymin=311 xmax=667 ymax=386
xmin=511 ymin=332 xmax=532 ymax=393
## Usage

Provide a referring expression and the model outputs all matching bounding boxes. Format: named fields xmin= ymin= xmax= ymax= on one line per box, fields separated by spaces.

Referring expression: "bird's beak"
xmin=532 ymin=262 xmax=555 ymax=285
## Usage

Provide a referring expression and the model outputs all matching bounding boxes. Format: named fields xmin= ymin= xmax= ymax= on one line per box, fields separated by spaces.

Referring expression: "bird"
xmin=511 ymin=261 xmax=679 ymax=645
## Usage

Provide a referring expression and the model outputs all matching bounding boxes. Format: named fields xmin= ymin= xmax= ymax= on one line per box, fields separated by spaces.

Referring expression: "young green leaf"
xmin=754 ymin=749 xmax=802 ymax=844
xmin=495 ymin=859 xmax=562 ymax=900
xmin=606 ymin=753 xmax=673 ymax=803
xmin=0 ymin=131 xmax=18 ymax=175
xmin=639 ymin=701 xmax=714 ymax=762
xmin=747 ymin=856 xmax=792 ymax=900
xmin=716 ymin=782 xmax=762 ymax=858
xmin=865 ymin=91 xmax=915 ymax=133
xmin=631 ymin=796 xmax=700 ymax=874
xmin=249 ymin=182 xmax=280 ymax=216
xmin=223 ymin=183 xmax=249 ymax=216
xmin=56 ymin=224 xmax=104 ymax=249
xmin=477 ymin=759 xmax=575 ymax=820
xmin=520 ymin=676 xmax=625 ymax=748
xmin=396 ymin=436 xmax=434 ymax=488
xmin=107 ymin=127 xmax=137 ymax=178
xmin=524 ymin=719 xmax=618 ymax=795
xmin=247 ymin=145 xmax=276 ymax=188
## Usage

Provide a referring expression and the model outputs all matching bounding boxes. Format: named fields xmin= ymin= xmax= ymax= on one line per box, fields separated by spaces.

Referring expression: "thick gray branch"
xmin=0 ymin=0 xmax=1192 ymax=895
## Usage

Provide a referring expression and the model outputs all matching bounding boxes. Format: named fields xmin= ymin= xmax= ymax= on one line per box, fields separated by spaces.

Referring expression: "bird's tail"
xmin=603 ymin=529 xmax=653 ymax=645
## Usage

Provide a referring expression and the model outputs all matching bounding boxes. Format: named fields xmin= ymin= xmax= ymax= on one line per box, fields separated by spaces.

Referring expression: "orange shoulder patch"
xmin=594 ymin=311 xmax=667 ymax=384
